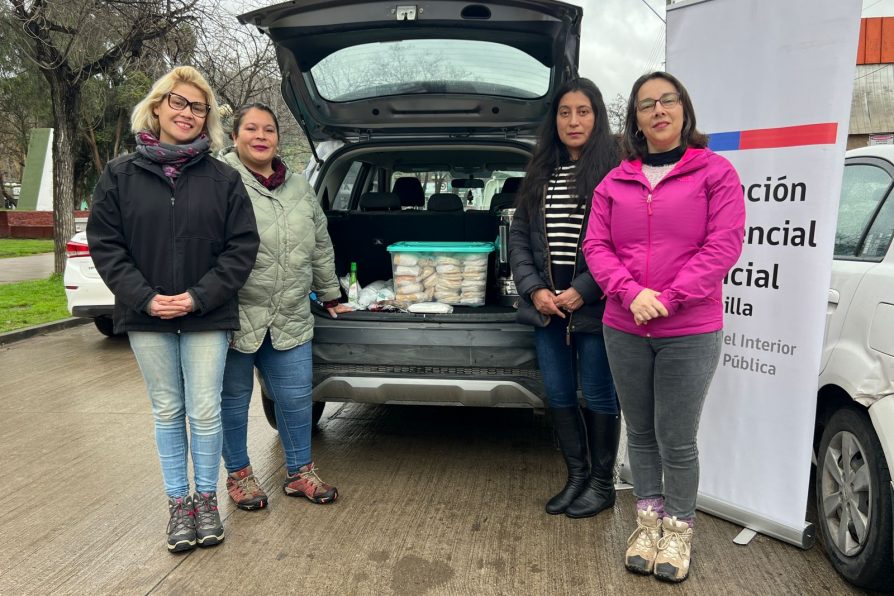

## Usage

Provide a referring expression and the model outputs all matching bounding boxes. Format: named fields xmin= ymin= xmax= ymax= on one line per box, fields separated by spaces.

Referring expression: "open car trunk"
xmin=311 ymin=208 xmax=538 ymax=406
xmin=324 ymin=207 xmax=515 ymax=317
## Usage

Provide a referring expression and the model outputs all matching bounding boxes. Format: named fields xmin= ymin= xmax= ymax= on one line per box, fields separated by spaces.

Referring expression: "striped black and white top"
xmin=545 ymin=162 xmax=583 ymax=291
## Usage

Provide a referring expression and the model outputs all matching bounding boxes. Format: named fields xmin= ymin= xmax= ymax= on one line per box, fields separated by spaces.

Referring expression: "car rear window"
xmin=311 ymin=39 xmax=549 ymax=102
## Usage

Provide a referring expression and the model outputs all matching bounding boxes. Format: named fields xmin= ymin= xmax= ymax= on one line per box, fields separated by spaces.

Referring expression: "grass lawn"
xmin=0 ymin=275 xmax=70 ymax=334
xmin=0 ymin=239 xmax=55 ymax=258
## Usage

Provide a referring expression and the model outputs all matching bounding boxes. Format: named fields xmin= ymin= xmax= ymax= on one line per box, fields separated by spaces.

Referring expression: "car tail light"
xmin=66 ymin=241 xmax=90 ymax=258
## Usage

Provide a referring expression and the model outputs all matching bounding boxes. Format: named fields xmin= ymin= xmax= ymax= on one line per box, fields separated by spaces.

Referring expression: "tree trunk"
xmin=0 ymin=172 xmax=15 ymax=207
xmin=85 ymin=127 xmax=104 ymax=182
xmin=47 ymin=74 xmax=81 ymax=275
xmin=113 ymin=109 xmax=126 ymax=158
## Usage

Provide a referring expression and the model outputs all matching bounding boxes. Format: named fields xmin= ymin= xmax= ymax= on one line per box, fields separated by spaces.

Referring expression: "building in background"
xmin=849 ymin=17 xmax=894 ymax=148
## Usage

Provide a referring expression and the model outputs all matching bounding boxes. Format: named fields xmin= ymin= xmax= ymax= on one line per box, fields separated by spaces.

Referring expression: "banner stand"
xmin=663 ymin=0 xmax=860 ymax=552
xmin=696 ymin=494 xmax=815 ymax=550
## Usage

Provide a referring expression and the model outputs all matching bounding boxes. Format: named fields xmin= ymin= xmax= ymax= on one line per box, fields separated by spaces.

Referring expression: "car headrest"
xmin=392 ymin=177 xmax=425 ymax=207
xmin=501 ymin=177 xmax=523 ymax=194
xmin=427 ymin=193 xmax=463 ymax=212
xmin=359 ymin=192 xmax=401 ymax=211
xmin=489 ymin=192 xmax=516 ymax=214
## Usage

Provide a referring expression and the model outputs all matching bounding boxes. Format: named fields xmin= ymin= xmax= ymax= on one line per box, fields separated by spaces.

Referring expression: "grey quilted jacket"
xmin=221 ymin=149 xmax=340 ymax=353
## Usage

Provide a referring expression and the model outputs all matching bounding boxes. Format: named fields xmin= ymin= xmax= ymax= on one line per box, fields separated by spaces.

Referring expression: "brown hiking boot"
xmin=654 ymin=516 xmax=693 ymax=582
xmin=283 ymin=462 xmax=338 ymax=504
xmin=226 ymin=465 xmax=268 ymax=511
xmin=625 ymin=506 xmax=662 ymax=574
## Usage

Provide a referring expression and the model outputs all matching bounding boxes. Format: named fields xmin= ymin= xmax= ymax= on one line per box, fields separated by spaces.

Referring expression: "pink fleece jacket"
xmin=582 ymin=147 xmax=745 ymax=337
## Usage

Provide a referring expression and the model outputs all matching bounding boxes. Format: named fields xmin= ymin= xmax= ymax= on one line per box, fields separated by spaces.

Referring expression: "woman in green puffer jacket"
xmin=219 ymin=103 xmax=350 ymax=511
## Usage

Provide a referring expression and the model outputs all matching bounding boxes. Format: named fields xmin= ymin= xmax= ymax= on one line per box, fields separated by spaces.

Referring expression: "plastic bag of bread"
xmin=392 ymin=253 xmax=419 ymax=266
xmin=394 ymin=265 xmax=421 ymax=276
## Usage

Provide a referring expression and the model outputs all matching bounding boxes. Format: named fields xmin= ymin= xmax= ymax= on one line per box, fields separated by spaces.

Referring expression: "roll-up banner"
xmin=665 ymin=0 xmax=862 ymax=547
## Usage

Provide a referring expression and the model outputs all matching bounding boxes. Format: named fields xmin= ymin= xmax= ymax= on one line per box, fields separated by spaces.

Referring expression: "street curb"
xmin=0 ymin=317 xmax=92 ymax=346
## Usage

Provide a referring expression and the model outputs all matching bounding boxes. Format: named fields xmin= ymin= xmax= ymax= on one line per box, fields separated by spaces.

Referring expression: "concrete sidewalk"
xmin=0 ymin=252 xmax=55 ymax=283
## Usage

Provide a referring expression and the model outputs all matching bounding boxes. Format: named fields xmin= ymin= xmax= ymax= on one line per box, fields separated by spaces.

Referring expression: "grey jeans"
xmin=603 ymin=326 xmax=722 ymax=519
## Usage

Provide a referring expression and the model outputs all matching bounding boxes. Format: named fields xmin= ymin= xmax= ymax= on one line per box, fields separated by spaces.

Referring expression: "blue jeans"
xmin=603 ymin=326 xmax=722 ymax=519
xmin=221 ymin=334 xmax=313 ymax=475
xmin=128 ymin=330 xmax=228 ymax=498
xmin=534 ymin=317 xmax=618 ymax=414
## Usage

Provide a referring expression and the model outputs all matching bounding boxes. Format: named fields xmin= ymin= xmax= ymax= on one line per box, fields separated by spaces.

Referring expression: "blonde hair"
xmin=130 ymin=66 xmax=225 ymax=151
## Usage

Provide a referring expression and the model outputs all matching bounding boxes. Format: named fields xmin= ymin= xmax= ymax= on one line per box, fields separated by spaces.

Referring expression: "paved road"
xmin=0 ymin=325 xmax=865 ymax=595
xmin=0 ymin=252 xmax=55 ymax=283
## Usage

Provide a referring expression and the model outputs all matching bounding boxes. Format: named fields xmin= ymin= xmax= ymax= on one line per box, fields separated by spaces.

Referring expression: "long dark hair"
xmin=622 ymin=71 xmax=708 ymax=160
xmin=516 ymin=78 xmax=619 ymax=217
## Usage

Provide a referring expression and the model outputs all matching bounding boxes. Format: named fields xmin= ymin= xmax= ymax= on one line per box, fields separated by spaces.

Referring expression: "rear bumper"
xmin=312 ymin=313 xmax=543 ymax=407
xmin=71 ymin=306 xmax=114 ymax=318
xmin=314 ymin=374 xmax=543 ymax=407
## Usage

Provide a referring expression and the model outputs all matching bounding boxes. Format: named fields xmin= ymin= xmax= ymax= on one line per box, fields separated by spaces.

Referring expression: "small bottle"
xmin=348 ymin=261 xmax=360 ymax=302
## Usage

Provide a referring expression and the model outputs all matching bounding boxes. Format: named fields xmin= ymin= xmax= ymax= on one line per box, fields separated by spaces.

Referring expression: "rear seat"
xmin=327 ymin=207 xmax=499 ymax=286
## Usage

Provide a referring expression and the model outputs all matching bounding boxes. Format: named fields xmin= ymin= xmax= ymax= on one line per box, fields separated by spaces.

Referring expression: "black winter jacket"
xmin=508 ymin=191 xmax=606 ymax=334
xmin=87 ymin=152 xmax=260 ymax=334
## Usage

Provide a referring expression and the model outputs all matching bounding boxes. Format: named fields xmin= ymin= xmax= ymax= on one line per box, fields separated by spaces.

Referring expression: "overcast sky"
xmin=579 ymin=0 xmax=894 ymax=104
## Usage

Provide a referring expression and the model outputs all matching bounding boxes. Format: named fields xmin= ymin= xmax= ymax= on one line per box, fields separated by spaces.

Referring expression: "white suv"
xmin=815 ymin=145 xmax=894 ymax=590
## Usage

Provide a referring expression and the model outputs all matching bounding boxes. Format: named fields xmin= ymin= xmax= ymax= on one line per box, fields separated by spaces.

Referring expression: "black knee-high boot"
xmin=545 ymin=407 xmax=590 ymax=515
xmin=565 ymin=410 xmax=621 ymax=518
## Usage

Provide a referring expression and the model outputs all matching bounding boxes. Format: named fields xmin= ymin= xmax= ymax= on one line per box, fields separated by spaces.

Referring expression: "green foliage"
xmin=0 ymin=239 xmax=55 ymax=258
xmin=0 ymin=38 xmax=52 ymax=178
xmin=0 ymin=274 xmax=69 ymax=334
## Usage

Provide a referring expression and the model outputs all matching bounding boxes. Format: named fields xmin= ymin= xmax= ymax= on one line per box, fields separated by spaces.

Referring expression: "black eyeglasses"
xmin=636 ymin=92 xmax=681 ymax=113
xmin=165 ymin=92 xmax=211 ymax=118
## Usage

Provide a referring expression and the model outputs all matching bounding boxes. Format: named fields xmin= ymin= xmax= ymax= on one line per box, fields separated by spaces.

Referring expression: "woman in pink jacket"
xmin=582 ymin=72 xmax=745 ymax=583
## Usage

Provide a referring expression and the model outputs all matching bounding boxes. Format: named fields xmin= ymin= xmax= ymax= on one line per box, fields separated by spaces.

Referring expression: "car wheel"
xmin=93 ymin=316 xmax=115 ymax=337
xmin=256 ymin=369 xmax=326 ymax=431
xmin=816 ymin=406 xmax=894 ymax=591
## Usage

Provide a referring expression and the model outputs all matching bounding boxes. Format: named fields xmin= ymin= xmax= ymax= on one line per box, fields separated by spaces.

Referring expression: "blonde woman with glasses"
xmin=87 ymin=66 xmax=259 ymax=553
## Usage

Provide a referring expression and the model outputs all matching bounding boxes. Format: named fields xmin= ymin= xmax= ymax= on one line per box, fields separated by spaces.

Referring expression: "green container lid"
xmin=387 ymin=241 xmax=495 ymax=253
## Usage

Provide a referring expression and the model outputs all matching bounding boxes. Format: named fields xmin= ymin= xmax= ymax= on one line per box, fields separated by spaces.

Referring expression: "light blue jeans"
xmin=221 ymin=335 xmax=313 ymax=475
xmin=129 ymin=330 xmax=229 ymax=497
xmin=603 ymin=326 xmax=722 ymax=519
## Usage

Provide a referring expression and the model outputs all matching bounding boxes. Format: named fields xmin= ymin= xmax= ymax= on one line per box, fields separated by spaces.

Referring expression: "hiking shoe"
xmin=654 ymin=516 xmax=693 ymax=582
xmin=192 ymin=492 xmax=225 ymax=547
xmin=624 ymin=506 xmax=662 ymax=574
xmin=166 ymin=495 xmax=196 ymax=553
xmin=283 ymin=462 xmax=338 ymax=504
xmin=227 ymin=465 xmax=268 ymax=511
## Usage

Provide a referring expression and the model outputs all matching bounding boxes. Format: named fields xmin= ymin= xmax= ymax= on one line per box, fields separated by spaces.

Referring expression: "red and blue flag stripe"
xmin=708 ymin=123 xmax=838 ymax=151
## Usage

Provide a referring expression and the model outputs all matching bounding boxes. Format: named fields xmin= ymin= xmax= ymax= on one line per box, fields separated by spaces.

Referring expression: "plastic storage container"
xmin=387 ymin=241 xmax=495 ymax=307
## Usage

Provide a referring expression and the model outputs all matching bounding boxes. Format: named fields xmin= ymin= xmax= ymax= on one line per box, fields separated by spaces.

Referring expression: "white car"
xmin=63 ymin=231 xmax=116 ymax=336
xmin=815 ymin=145 xmax=894 ymax=590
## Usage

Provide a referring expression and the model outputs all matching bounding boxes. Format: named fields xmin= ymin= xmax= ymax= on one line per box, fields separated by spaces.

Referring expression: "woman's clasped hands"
xmin=532 ymin=287 xmax=584 ymax=319
xmin=149 ymin=293 xmax=195 ymax=319
xmin=629 ymin=288 xmax=668 ymax=326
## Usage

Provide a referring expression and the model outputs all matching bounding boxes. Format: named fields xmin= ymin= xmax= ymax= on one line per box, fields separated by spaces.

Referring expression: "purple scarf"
xmin=248 ymin=157 xmax=287 ymax=190
xmin=135 ymin=130 xmax=210 ymax=180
